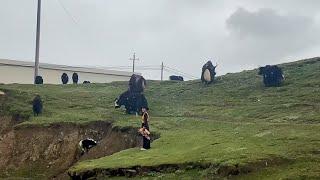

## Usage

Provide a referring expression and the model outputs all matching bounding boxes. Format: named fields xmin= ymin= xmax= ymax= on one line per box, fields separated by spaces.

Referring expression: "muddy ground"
xmin=0 ymin=116 xmax=144 ymax=179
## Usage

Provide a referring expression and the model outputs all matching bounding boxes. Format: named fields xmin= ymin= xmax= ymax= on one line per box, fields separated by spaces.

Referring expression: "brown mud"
xmin=0 ymin=116 xmax=152 ymax=179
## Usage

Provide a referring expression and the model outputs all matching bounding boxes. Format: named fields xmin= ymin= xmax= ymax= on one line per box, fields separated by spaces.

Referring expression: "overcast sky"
xmin=0 ymin=0 xmax=319 ymax=80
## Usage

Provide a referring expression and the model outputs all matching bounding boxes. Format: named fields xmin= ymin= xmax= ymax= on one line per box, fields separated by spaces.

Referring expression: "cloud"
xmin=1 ymin=1 xmax=320 ymax=79
xmin=226 ymin=8 xmax=314 ymax=38
xmin=219 ymin=8 xmax=319 ymax=69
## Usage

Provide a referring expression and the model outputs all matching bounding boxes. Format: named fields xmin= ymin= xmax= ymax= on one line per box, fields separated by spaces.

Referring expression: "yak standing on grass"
xmin=115 ymin=91 xmax=148 ymax=114
xmin=201 ymin=61 xmax=217 ymax=84
xmin=72 ymin=73 xmax=79 ymax=84
xmin=35 ymin=76 xmax=43 ymax=84
xmin=61 ymin=73 xmax=69 ymax=84
xmin=169 ymin=75 xmax=184 ymax=81
xmin=258 ymin=65 xmax=284 ymax=87
xmin=32 ymin=95 xmax=43 ymax=116
xmin=115 ymin=74 xmax=149 ymax=115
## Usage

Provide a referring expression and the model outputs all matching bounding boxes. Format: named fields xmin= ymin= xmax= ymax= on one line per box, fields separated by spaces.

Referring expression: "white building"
xmin=0 ymin=59 xmax=135 ymax=84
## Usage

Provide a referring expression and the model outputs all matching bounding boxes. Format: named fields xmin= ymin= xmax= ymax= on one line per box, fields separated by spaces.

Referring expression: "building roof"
xmin=0 ymin=59 xmax=136 ymax=77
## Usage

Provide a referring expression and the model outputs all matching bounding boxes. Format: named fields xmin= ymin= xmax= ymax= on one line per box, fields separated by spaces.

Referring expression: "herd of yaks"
xmin=28 ymin=60 xmax=285 ymax=155
xmin=31 ymin=60 xmax=284 ymax=116
xmin=171 ymin=60 xmax=284 ymax=87
xmin=34 ymin=72 xmax=91 ymax=85
xmin=114 ymin=61 xmax=284 ymax=115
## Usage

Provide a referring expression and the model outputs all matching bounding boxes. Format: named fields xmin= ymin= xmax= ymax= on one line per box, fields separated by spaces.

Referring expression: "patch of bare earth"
xmin=0 ymin=117 xmax=148 ymax=179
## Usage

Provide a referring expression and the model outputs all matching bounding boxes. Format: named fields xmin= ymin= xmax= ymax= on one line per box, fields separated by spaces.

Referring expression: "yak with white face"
xmin=115 ymin=91 xmax=148 ymax=115
xmin=129 ymin=74 xmax=146 ymax=93
xmin=79 ymin=138 xmax=97 ymax=155
xmin=258 ymin=65 xmax=284 ymax=87
xmin=201 ymin=61 xmax=217 ymax=84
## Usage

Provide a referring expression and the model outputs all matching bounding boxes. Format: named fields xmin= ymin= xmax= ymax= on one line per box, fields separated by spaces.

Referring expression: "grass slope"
xmin=1 ymin=57 xmax=320 ymax=179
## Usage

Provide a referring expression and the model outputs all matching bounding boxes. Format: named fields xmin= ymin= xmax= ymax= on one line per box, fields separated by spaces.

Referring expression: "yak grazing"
xmin=32 ymin=95 xmax=43 ymax=116
xmin=169 ymin=75 xmax=184 ymax=81
xmin=35 ymin=76 xmax=43 ymax=84
xmin=201 ymin=61 xmax=217 ymax=84
xmin=115 ymin=90 xmax=148 ymax=114
xmin=258 ymin=65 xmax=284 ymax=87
xmin=61 ymin=73 xmax=69 ymax=84
xmin=72 ymin=73 xmax=79 ymax=84
xmin=115 ymin=74 xmax=149 ymax=115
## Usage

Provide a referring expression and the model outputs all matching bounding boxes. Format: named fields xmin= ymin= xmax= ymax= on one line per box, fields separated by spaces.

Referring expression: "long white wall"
xmin=0 ymin=65 xmax=131 ymax=84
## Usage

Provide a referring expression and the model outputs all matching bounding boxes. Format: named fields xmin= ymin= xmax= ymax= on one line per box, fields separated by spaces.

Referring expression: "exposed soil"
xmin=69 ymin=156 xmax=290 ymax=179
xmin=0 ymin=116 xmax=153 ymax=179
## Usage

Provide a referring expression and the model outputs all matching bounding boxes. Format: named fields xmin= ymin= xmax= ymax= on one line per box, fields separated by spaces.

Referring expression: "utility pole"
xmin=34 ymin=0 xmax=41 ymax=83
xmin=161 ymin=62 xmax=164 ymax=81
xmin=129 ymin=53 xmax=139 ymax=73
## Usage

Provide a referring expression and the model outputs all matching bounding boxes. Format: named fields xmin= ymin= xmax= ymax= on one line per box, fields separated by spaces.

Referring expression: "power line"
xmin=99 ymin=65 xmax=161 ymax=71
xmin=56 ymin=0 xmax=79 ymax=25
xmin=166 ymin=70 xmax=197 ymax=80
xmin=163 ymin=68 xmax=198 ymax=80
xmin=164 ymin=66 xmax=198 ymax=79
xmin=100 ymin=63 xmax=198 ymax=80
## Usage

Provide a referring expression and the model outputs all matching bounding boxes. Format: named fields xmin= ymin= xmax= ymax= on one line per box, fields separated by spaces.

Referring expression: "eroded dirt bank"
xmin=0 ymin=116 xmax=145 ymax=179
xmin=69 ymin=156 xmax=290 ymax=179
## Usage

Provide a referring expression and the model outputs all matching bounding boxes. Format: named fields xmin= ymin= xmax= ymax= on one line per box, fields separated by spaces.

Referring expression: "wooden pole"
xmin=130 ymin=53 xmax=139 ymax=74
xmin=161 ymin=62 xmax=164 ymax=81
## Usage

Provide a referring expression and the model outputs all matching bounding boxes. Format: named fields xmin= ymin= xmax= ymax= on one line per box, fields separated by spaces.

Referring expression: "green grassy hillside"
xmin=1 ymin=57 xmax=320 ymax=179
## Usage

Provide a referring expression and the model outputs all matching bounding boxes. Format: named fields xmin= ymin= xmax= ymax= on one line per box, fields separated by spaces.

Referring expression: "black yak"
xmin=258 ymin=65 xmax=284 ymax=87
xmin=32 ymin=95 xmax=43 ymax=116
xmin=35 ymin=76 xmax=43 ymax=84
xmin=129 ymin=74 xmax=146 ymax=93
xmin=115 ymin=91 xmax=148 ymax=114
xmin=201 ymin=61 xmax=217 ymax=84
xmin=72 ymin=73 xmax=79 ymax=84
xmin=61 ymin=73 xmax=69 ymax=84
xmin=169 ymin=75 xmax=184 ymax=81
xmin=78 ymin=138 xmax=97 ymax=155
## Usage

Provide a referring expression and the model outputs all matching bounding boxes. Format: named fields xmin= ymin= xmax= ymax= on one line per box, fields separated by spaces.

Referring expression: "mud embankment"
xmin=0 ymin=116 xmax=147 ymax=179
xmin=69 ymin=156 xmax=289 ymax=179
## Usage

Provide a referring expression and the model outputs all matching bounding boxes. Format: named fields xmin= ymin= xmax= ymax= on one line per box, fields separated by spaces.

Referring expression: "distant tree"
xmin=61 ymin=73 xmax=69 ymax=84
xmin=72 ymin=73 xmax=79 ymax=84
xmin=35 ymin=76 xmax=43 ymax=84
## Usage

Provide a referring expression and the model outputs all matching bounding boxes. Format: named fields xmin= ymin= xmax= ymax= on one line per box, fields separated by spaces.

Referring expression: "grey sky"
xmin=0 ymin=0 xmax=319 ymax=80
